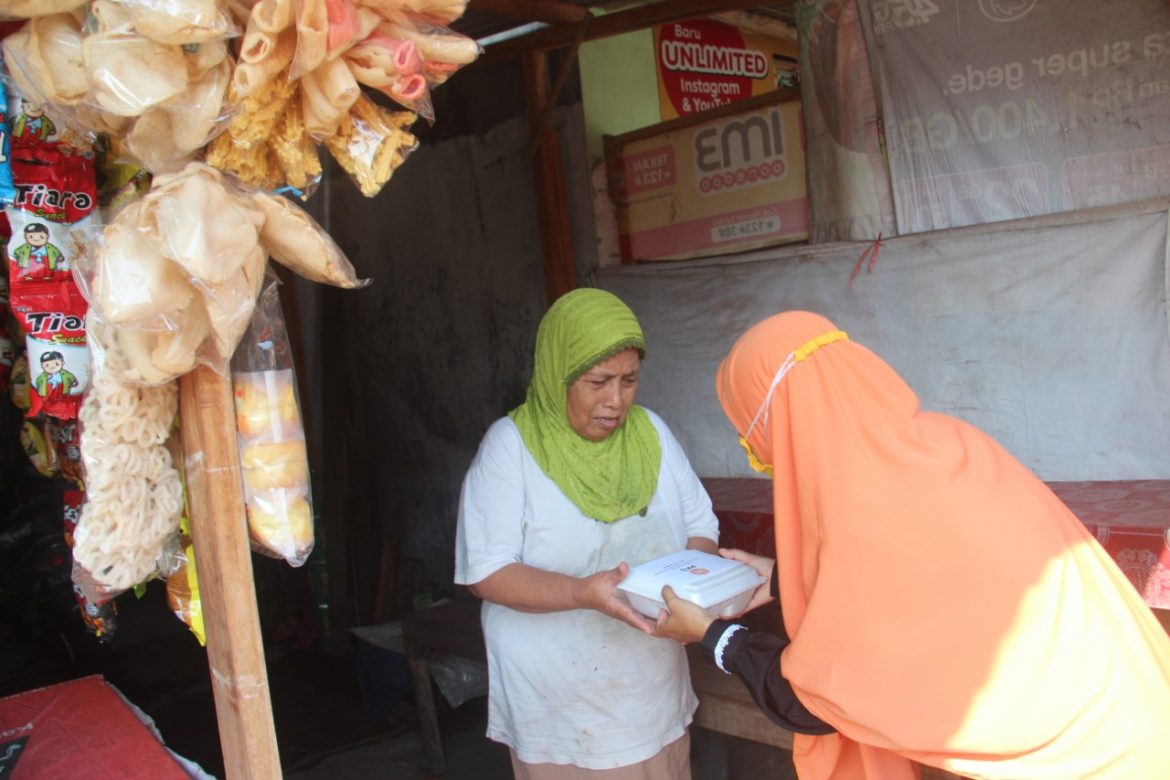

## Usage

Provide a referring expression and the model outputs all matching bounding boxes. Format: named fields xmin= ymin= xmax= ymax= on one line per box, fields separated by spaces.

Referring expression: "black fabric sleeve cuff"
xmin=700 ymin=619 xmax=739 ymax=667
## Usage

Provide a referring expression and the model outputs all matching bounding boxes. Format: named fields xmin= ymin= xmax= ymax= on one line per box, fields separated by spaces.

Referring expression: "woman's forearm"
xmin=688 ymin=536 xmax=719 ymax=554
xmin=471 ymin=560 xmax=657 ymax=634
xmin=469 ymin=562 xmax=589 ymax=613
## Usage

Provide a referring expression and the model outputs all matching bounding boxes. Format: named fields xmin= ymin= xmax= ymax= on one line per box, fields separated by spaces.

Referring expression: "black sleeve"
xmin=700 ymin=619 xmax=836 ymax=735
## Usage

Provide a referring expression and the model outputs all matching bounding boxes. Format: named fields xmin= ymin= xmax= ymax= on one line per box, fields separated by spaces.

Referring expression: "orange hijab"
xmin=716 ymin=311 xmax=1170 ymax=780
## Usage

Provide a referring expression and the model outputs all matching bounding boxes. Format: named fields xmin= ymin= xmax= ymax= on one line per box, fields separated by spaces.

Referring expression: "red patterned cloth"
xmin=703 ymin=478 xmax=1170 ymax=609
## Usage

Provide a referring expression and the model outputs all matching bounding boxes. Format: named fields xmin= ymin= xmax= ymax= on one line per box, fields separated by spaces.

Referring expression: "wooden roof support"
xmin=480 ymin=0 xmax=777 ymax=63
xmin=469 ymin=0 xmax=590 ymax=24
xmin=523 ymin=49 xmax=577 ymax=302
xmin=528 ymin=15 xmax=591 ymax=156
xmin=179 ymin=367 xmax=282 ymax=780
xmin=711 ymin=9 xmax=797 ymax=40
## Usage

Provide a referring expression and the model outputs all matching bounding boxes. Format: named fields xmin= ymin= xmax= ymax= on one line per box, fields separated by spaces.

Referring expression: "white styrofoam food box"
xmin=617 ymin=550 xmax=766 ymax=619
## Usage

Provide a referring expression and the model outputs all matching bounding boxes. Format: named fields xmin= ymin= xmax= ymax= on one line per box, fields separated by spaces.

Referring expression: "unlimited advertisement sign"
xmin=656 ymin=19 xmax=798 ymax=120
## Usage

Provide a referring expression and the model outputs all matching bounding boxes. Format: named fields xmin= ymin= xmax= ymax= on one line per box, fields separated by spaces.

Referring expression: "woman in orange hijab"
xmin=656 ymin=311 xmax=1170 ymax=779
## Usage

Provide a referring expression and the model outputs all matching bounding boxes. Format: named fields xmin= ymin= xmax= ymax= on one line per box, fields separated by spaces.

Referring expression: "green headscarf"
xmin=509 ymin=288 xmax=662 ymax=522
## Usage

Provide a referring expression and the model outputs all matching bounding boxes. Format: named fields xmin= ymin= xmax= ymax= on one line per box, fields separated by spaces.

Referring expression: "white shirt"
xmin=454 ymin=409 xmax=719 ymax=769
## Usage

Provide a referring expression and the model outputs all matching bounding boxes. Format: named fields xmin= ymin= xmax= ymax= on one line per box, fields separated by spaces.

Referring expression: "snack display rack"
xmin=0 ymin=1 xmax=482 ymax=775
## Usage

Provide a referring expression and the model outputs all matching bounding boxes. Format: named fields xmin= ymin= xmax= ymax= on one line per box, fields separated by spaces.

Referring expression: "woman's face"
xmin=566 ymin=348 xmax=640 ymax=441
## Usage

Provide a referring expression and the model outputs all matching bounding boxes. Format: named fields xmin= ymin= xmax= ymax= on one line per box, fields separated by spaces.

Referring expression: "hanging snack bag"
xmin=45 ymin=415 xmax=83 ymax=485
xmin=231 ymin=271 xmax=314 ymax=566
xmin=10 ymin=280 xmax=88 ymax=419
xmin=166 ymin=507 xmax=206 ymax=646
xmin=63 ymin=489 xmax=118 ymax=640
xmin=5 ymin=152 xmax=97 ymax=419
xmin=5 ymin=153 xmax=97 ymax=285
xmin=166 ymin=539 xmax=205 ymax=645
xmin=323 ymin=94 xmax=418 ymax=199
xmin=4 ymin=79 xmax=96 ymax=166
xmin=19 ymin=418 xmax=56 ymax=477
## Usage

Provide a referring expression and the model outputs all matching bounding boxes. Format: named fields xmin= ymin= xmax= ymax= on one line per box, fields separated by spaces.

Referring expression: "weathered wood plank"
xmin=179 ymin=366 xmax=281 ymax=780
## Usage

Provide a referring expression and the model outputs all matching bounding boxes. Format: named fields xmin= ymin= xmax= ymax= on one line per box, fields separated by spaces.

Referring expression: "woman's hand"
xmin=575 ymin=562 xmax=657 ymax=635
xmin=655 ymin=586 xmax=715 ymax=644
xmin=719 ymin=547 xmax=776 ymax=616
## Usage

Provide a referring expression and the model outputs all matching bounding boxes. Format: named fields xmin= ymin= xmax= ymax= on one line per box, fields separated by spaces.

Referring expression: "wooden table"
xmin=401 ymin=597 xmax=486 ymax=774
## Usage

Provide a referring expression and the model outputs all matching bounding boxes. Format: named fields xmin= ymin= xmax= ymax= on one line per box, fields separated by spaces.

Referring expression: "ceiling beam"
xmin=469 ymin=0 xmax=590 ymax=25
xmin=478 ymin=0 xmax=778 ymax=63
xmin=710 ymin=9 xmax=797 ymax=41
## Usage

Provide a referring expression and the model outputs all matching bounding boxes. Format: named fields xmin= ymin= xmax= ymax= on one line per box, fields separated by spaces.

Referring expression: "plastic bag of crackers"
xmin=205 ymin=0 xmax=484 ymax=198
xmin=0 ymin=2 xmax=239 ymax=175
xmin=231 ymin=270 xmax=314 ymax=565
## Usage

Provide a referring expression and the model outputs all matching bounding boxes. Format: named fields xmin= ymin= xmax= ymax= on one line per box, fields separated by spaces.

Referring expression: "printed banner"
xmin=796 ymin=0 xmax=896 ymax=243
xmin=859 ymin=0 xmax=1170 ymax=233
xmin=655 ymin=18 xmax=798 ymax=120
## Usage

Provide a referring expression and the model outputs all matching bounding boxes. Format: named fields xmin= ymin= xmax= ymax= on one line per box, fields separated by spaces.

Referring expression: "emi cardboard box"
xmin=607 ymin=92 xmax=808 ymax=262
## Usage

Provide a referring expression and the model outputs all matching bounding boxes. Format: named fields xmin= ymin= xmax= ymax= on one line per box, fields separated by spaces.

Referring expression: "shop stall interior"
xmin=4 ymin=0 xmax=1170 ymax=778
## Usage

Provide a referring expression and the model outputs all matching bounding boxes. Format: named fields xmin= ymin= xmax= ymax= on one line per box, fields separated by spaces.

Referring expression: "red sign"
xmin=659 ymin=20 xmax=765 ymax=116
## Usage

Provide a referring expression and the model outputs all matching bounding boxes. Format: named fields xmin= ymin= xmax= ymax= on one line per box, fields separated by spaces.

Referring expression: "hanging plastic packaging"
xmin=63 ymin=489 xmax=118 ymax=640
xmin=4 ymin=152 xmax=97 ymax=419
xmin=231 ymin=270 xmax=314 ymax=566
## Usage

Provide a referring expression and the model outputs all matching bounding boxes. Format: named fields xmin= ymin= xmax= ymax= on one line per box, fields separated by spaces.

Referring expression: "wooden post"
xmin=179 ymin=366 xmax=282 ymax=780
xmin=523 ymin=49 xmax=577 ymax=302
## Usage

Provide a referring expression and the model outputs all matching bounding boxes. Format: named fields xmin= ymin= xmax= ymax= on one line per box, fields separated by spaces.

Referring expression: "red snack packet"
xmin=63 ymin=489 xmax=118 ymax=640
xmin=9 ymin=280 xmax=88 ymax=420
xmin=6 ymin=152 xmax=96 ymax=419
xmin=46 ymin=416 xmax=83 ymax=485
xmin=6 ymin=154 xmax=97 ymax=285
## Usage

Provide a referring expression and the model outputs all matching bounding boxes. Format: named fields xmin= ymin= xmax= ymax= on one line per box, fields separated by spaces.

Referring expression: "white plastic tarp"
xmin=858 ymin=0 xmax=1170 ymax=234
xmin=597 ymin=200 xmax=1170 ymax=481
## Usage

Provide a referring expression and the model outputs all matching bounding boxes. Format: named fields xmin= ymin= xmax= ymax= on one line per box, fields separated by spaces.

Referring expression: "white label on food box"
xmin=711 ymin=215 xmax=780 ymax=242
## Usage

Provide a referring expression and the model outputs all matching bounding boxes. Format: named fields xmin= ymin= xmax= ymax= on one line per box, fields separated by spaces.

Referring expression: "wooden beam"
xmin=480 ymin=0 xmax=776 ymax=63
xmin=523 ymin=50 xmax=576 ymax=301
xmin=711 ymin=9 xmax=798 ymax=41
xmin=179 ymin=366 xmax=282 ymax=780
xmin=469 ymin=0 xmax=589 ymax=24
xmin=529 ymin=17 xmax=591 ymax=155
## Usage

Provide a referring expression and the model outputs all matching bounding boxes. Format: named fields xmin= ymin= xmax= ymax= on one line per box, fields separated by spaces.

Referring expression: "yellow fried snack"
xmin=229 ymin=74 xmax=298 ymax=149
xmin=241 ymin=439 xmax=309 ymax=491
xmin=271 ymin=97 xmax=322 ymax=192
xmin=206 ymin=132 xmax=283 ymax=191
xmin=324 ymin=95 xmax=418 ymax=198
xmin=246 ymin=491 xmax=313 ymax=563
xmin=206 ymin=71 xmax=304 ymax=190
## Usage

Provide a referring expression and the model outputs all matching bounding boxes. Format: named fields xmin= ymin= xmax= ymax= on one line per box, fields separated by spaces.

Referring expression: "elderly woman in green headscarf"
xmin=455 ymin=288 xmax=719 ymax=778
